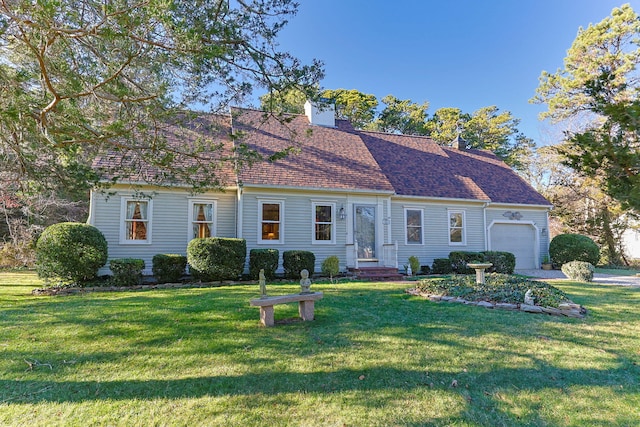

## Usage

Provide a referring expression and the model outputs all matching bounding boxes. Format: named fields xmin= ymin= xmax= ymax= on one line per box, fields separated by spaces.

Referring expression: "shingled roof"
xmin=94 ymin=107 xmax=550 ymax=206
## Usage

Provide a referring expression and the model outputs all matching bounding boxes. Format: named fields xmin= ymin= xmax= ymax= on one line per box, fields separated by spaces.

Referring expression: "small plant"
xmin=321 ymin=255 xmax=340 ymax=282
xmin=420 ymin=265 xmax=431 ymax=275
xmin=152 ymin=254 xmax=187 ymax=283
xmin=110 ymin=258 xmax=145 ymax=286
xmin=408 ymin=256 xmax=420 ymax=277
xmin=35 ymin=222 xmax=108 ymax=286
xmin=561 ymin=260 xmax=595 ymax=282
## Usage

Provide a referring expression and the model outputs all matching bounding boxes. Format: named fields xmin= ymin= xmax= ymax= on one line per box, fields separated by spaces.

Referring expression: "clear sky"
xmin=260 ymin=0 xmax=640 ymax=146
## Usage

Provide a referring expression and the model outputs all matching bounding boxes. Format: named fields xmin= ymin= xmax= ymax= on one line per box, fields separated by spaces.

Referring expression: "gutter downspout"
xmin=483 ymin=202 xmax=489 ymax=251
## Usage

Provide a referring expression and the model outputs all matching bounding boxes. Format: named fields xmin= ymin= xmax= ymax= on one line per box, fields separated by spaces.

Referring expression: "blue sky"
xmin=261 ymin=0 xmax=640 ymax=146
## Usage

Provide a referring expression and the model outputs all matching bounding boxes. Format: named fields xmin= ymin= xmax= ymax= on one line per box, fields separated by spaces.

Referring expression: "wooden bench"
xmin=249 ymin=292 xmax=324 ymax=327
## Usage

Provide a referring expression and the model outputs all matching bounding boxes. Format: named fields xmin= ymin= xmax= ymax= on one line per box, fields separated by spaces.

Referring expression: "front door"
xmin=354 ymin=205 xmax=376 ymax=260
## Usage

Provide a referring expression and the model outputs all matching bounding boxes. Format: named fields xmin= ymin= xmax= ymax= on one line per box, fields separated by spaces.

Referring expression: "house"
xmin=88 ymin=102 xmax=552 ymax=276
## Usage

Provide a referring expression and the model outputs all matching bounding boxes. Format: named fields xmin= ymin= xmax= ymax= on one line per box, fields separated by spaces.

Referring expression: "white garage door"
xmin=490 ymin=224 xmax=537 ymax=269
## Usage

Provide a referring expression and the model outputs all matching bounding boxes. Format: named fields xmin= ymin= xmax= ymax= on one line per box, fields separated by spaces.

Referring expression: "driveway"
xmin=516 ymin=269 xmax=640 ymax=287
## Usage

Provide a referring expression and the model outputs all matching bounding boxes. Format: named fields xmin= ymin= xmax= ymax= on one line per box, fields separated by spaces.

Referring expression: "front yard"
xmin=1 ymin=271 xmax=639 ymax=426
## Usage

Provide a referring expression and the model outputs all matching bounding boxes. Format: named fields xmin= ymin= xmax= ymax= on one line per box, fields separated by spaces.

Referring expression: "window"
xmin=121 ymin=198 xmax=152 ymax=244
xmin=189 ymin=200 xmax=216 ymax=240
xmin=313 ymin=202 xmax=335 ymax=244
xmin=259 ymin=200 xmax=283 ymax=244
xmin=449 ymin=210 xmax=466 ymax=245
xmin=405 ymin=208 xmax=423 ymax=244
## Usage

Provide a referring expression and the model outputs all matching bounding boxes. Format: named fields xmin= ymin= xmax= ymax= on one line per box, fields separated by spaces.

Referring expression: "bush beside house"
xmin=549 ymin=234 xmax=600 ymax=267
xmin=35 ymin=222 xmax=108 ymax=285
xmin=187 ymin=238 xmax=246 ymax=281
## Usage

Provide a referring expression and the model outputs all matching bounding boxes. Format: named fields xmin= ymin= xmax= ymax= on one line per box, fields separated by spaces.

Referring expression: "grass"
xmin=596 ymin=266 xmax=640 ymax=276
xmin=1 ymin=271 xmax=639 ymax=426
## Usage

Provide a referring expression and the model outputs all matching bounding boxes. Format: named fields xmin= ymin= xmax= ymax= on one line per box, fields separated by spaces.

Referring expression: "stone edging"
xmin=406 ymin=288 xmax=586 ymax=318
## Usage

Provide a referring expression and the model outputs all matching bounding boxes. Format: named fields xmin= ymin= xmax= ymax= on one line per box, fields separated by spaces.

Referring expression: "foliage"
xmin=109 ymin=258 xmax=145 ymax=287
xmin=426 ymin=106 xmax=535 ymax=171
xmin=283 ymin=250 xmax=315 ymax=279
xmin=481 ymin=251 xmax=516 ymax=274
xmin=321 ymin=89 xmax=379 ymax=129
xmin=560 ymin=73 xmax=640 ymax=212
xmin=408 ymin=256 xmax=420 ymax=276
xmin=561 ymin=261 xmax=595 ymax=282
xmin=431 ymin=258 xmax=453 ymax=274
xmin=532 ymin=4 xmax=640 ymax=123
xmin=415 ymin=274 xmax=571 ymax=308
xmin=249 ymin=248 xmax=279 ymax=280
xmin=152 ymin=254 xmax=187 ymax=284
xmin=321 ymin=255 xmax=340 ymax=280
xmin=187 ymin=237 xmax=246 ymax=282
xmin=35 ymin=222 xmax=107 ymax=285
xmin=550 ymin=233 xmax=600 ymax=266
xmin=449 ymin=251 xmax=485 ymax=274
xmin=420 ymin=264 xmax=431 ymax=275
xmin=366 ymin=95 xmax=429 ymax=135
xmin=0 ymin=0 xmax=323 ymax=193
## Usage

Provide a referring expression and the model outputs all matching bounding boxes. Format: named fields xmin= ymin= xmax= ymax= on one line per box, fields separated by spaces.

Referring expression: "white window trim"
xmin=119 ymin=197 xmax=153 ymax=245
xmin=312 ymin=202 xmax=336 ymax=245
xmin=188 ymin=199 xmax=218 ymax=241
xmin=448 ymin=209 xmax=466 ymax=246
xmin=404 ymin=207 xmax=424 ymax=245
xmin=258 ymin=199 xmax=284 ymax=244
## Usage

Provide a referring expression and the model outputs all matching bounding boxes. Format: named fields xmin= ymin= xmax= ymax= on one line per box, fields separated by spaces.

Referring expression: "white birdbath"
xmin=467 ymin=263 xmax=493 ymax=285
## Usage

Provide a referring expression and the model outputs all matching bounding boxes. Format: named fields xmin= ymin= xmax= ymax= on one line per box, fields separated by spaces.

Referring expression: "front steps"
xmin=350 ymin=266 xmax=404 ymax=281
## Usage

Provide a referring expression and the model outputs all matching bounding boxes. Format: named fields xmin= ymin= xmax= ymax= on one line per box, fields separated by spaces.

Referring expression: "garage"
xmin=489 ymin=223 xmax=537 ymax=269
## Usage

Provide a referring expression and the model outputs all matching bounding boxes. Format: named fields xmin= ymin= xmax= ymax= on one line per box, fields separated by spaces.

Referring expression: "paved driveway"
xmin=516 ymin=269 xmax=640 ymax=287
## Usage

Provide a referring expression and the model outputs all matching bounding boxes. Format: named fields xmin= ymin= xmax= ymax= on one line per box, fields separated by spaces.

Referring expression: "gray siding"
xmin=90 ymin=186 xmax=237 ymax=275
xmin=391 ymin=199 xmax=486 ymax=271
xmin=240 ymin=188 xmax=349 ymax=274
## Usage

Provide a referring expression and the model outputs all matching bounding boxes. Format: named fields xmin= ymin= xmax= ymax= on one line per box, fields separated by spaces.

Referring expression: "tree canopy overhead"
xmin=531 ymin=3 xmax=640 ymax=124
xmin=0 ymin=0 xmax=323 ymax=192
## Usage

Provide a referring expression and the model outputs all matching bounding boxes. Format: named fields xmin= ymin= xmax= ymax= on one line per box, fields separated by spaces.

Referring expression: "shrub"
xmin=187 ymin=238 xmax=246 ymax=282
xmin=420 ymin=264 xmax=431 ymax=275
xmin=321 ymin=255 xmax=340 ymax=280
xmin=549 ymin=233 xmax=600 ymax=266
xmin=449 ymin=251 xmax=485 ymax=274
xmin=283 ymin=250 xmax=315 ymax=279
xmin=415 ymin=274 xmax=571 ymax=308
xmin=110 ymin=258 xmax=145 ymax=286
xmin=561 ymin=261 xmax=595 ymax=282
xmin=432 ymin=258 xmax=453 ymax=274
xmin=35 ymin=222 xmax=108 ymax=285
xmin=152 ymin=254 xmax=187 ymax=283
xmin=249 ymin=249 xmax=279 ymax=280
xmin=408 ymin=256 xmax=420 ymax=276
xmin=481 ymin=251 xmax=516 ymax=274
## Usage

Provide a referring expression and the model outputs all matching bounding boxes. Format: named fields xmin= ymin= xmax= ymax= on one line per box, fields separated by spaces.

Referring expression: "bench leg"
xmin=299 ymin=300 xmax=315 ymax=321
xmin=260 ymin=306 xmax=274 ymax=327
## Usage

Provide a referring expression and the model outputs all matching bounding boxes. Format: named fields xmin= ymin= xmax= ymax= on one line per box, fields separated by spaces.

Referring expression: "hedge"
xmin=110 ymin=258 xmax=145 ymax=286
xmin=283 ymin=250 xmax=315 ymax=279
xmin=152 ymin=254 xmax=187 ymax=283
xmin=249 ymin=249 xmax=279 ymax=280
xmin=187 ymin=238 xmax=246 ymax=281
xmin=549 ymin=233 xmax=600 ymax=266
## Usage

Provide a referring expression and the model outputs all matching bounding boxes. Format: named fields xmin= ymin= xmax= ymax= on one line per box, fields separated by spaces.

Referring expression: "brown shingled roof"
xmin=93 ymin=107 xmax=550 ymax=206
xmin=233 ymin=108 xmax=394 ymax=192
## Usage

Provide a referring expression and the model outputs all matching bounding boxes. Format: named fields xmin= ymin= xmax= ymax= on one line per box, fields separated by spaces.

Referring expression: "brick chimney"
xmin=452 ymin=135 xmax=468 ymax=150
xmin=304 ymin=99 xmax=335 ymax=127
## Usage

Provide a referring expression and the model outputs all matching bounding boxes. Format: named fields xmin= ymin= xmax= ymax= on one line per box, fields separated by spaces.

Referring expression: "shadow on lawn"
xmin=2 ymin=364 xmax=638 ymax=426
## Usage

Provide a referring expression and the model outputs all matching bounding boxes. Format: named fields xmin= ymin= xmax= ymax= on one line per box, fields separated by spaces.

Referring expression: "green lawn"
xmin=1 ymin=272 xmax=639 ymax=426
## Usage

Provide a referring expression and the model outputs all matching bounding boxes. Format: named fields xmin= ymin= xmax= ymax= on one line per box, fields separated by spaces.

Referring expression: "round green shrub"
xmin=549 ymin=234 xmax=600 ymax=266
xmin=36 ymin=222 xmax=108 ymax=285
xmin=431 ymin=258 xmax=453 ymax=274
xmin=321 ymin=255 xmax=340 ymax=279
xmin=561 ymin=261 xmax=595 ymax=282
xmin=187 ymin=237 xmax=246 ymax=282
xmin=249 ymin=248 xmax=279 ymax=280
xmin=152 ymin=254 xmax=187 ymax=283
xmin=481 ymin=251 xmax=516 ymax=274
xmin=449 ymin=251 xmax=485 ymax=274
xmin=110 ymin=258 xmax=145 ymax=286
xmin=283 ymin=250 xmax=315 ymax=279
